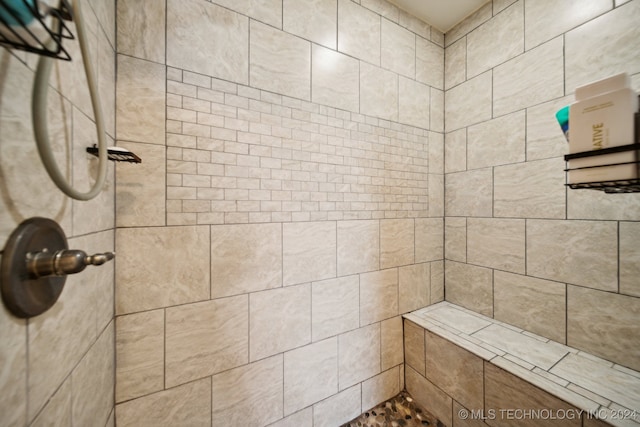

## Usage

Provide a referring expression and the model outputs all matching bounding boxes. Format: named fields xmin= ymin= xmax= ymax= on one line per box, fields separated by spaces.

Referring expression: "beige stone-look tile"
xmin=362 ymin=0 xmax=399 ymax=22
xmin=526 ymin=0 xmax=611 ymax=51
xmin=116 ymin=226 xmax=210 ymax=314
xmin=360 ymin=62 xmax=399 ymax=122
xmin=337 ymin=220 xmax=379 ymax=276
xmin=568 ymin=190 xmax=640 ymax=222
xmin=429 ymin=131 xmax=444 ymax=174
xmin=211 ymin=223 xmax=282 ymax=298
xmin=116 ymin=378 xmax=211 ymax=427
xmin=425 ymin=330 xmax=483 ymax=410
xmin=445 ymin=217 xmax=466 ymax=262
xmin=429 ymin=174 xmax=445 ymax=217
xmin=621 ymin=222 xmax=640 ymax=297
xmin=211 ymin=0 xmax=282 ymax=28
xmin=31 ymin=378 xmax=71 ymax=427
xmin=527 ymin=220 xmax=617 ymax=291
xmin=467 ymin=110 xmax=525 ymax=169
xmin=415 ymin=218 xmax=443 ymax=263
xmin=116 ymin=55 xmax=165 ymax=145
xmin=117 ymin=0 xmax=165 ymax=63
xmin=494 ymin=0 xmax=518 ymax=14
xmin=467 ymin=0 xmax=523 ymax=78
xmin=493 ymin=37 xmax=564 ymax=117
xmin=430 ymin=261 xmax=444 ymax=303
xmin=313 ymin=384 xmax=362 ymax=427
xmin=250 ymin=285 xmax=311 ymax=361
xmin=312 ymin=275 xmax=359 ymax=341
xmin=360 ymin=268 xmax=398 ymax=325
xmin=362 ymin=367 xmax=401 ymax=412
xmin=0 ymin=305 xmax=26 ymax=427
xmin=339 ymin=323 xmax=381 ymax=389
xmin=250 ymin=20 xmax=311 ymax=100
xmin=312 ymin=45 xmax=359 ymax=112
xmin=283 ymin=221 xmax=336 ymax=286
xmin=484 ymin=363 xmax=581 ymax=427
xmin=494 ymin=271 xmax=566 ymax=344
xmin=381 ymin=316 xmax=404 ymax=370
xmin=211 ymin=355 xmax=283 ymax=427
xmin=445 ymin=168 xmax=493 ymax=217
xmin=467 ymin=217 xmax=525 ymax=274
xmin=445 ymin=2 xmax=492 ymax=47
xmin=380 ymin=219 xmax=414 ymax=269
xmin=445 ymin=129 xmax=466 ymax=173
xmin=567 ymin=286 xmax=640 ymax=372
xmin=444 ymin=37 xmax=466 ymax=90
xmin=284 ymin=0 xmax=337 ymax=49
xmin=445 ymin=261 xmax=493 ymax=317
xmin=421 ymin=304 xmax=492 ymax=335
xmin=526 ymin=95 xmax=573 ymax=161
xmin=404 ymin=319 xmax=426 ymax=375
xmin=399 ymin=9 xmax=430 ymax=39
xmin=399 ymin=77 xmax=430 ymax=129
xmin=116 ymin=141 xmax=165 ymax=227
xmin=452 ymin=401 xmax=488 ymax=427
xmin=494 ymin=158 xmax=565 ymax=219
xmin=382 ymin=19 xmax=415 ymax=78
xmin=445 ymin=71 xmax=492 ymax=132
xmin=167 ymin=0 xmax=248 ymax=84
xmin=284 ymin=338 xmax=338 ymax=415
xmin=416 ymin=37 xmax=443 ymax=90
xmin=399 ymin=263 xmax=430 ymax=314
xmin=116 ymin=310 xmax=164 ymax=402
xmin=267 ymin=408 xmax=313 ymax=427
xmin=430 ymin=88 xmax=444 ymax=132
xmin=405 ymin=366 xmax=453 ymax=427
xmin=338 ymin=0 xmax=381 ymax=65
xmin=166 ymin=296 xmax=248 ymax=387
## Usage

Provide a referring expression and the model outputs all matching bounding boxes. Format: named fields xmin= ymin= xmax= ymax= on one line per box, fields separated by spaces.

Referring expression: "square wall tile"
xmin=284 ymin=0 xmax=337 ymax=49
xmin=405 ymin=366 xmax=452 ymax=427
xmin=361 ymin=367 xmax=400 ymax=412
xmin=250 ymin=285 xmax=311 ymax=361
xmin=312 ymin=275 xmax=359 ymax=341
xmin=467 ymin=110 xmax=525 ymax=170
xmin=211 ymin=355 xmax=283 ymax=427
xmin=283 ymin=221 xmax=336 ymax=286
xmin=445 ymin=217 xmax=466 ymax=262
xmin=381 ymin=19 xmax=415 ymax=78
xmin=445 ymin=261 xmax=493 ymax=317
xmin=167 ymin=0 xmax=248 ymax=84
xmin=381 ymin=316 xmax=404 ymax=370
xmin=338 ymin=0 xmax=381 ymax=65
xmin=313 ymin=384 xmax=361 ymax=427
xmin=360 ymin=62 xmax=399 ymax=122
xmin=117 ymin=0 xmax=165 ymax=63
xmin=416 ymin=37 xmax=443 ymax=90
xmin=444 ymin=37 xmax=466 ymax=90
xmin=337 ymin=220 xmax=380 ymax=276
xmin=467 ymin=218 xmax=525 ymax=274
xmin=404 ymin=319 xmax=425 ymax=376
xmin=312 ymin=45 xmax=359 ymax=112
xmin=415 ymin=218 xmax=443 ymax=263
xmin=115 ymin=226 xmax=210 ymax=314
xmin=445 ymin=168 xmax=493 ymax=217
xmin=445 ymin=71 xmax=492 ymax=132
xmin=250 ymin=20 xmax=311 ymax=100
xmin=380 ymin=219 xmax=414 ymax=269
xmin=399 ymin=77 xmax=430 ymax=129
xmin=360 ymin=268 xmax=398 ymax=325
xmin=620 ymin=222 xmax=640 ymax=297
xmin=166 ymin=296 xmax=248 ymax=387
xmin=444 ymin=129 xmax=466 ymax=173
xmin=338 ymin=323 xmax=381 ymax=390
xmin=399 ymin=263 xmax=430 ymax=314
xmin=284 ymin=338 xmax=338 ymax=415
xmin=211 ymin=223 xmax=282 ymax=298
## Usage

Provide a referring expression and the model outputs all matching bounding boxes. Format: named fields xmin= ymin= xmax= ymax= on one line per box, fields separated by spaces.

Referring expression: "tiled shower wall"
xmin=115 ymin=0 xmax=444 ymax=426
xmin=0 ymin=0 xmax=116 ymax=425
xmin=443 ymin=0 xmax=640 ymax=372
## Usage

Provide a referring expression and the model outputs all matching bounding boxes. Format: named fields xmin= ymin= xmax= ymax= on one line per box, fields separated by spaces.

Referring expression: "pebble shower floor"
xmin=340 ymin=391 xmax=443 ymax=427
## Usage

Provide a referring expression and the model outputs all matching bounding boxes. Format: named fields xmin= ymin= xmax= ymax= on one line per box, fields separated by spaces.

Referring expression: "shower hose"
xmin=31 ymin=0 xmax=107 ymax=200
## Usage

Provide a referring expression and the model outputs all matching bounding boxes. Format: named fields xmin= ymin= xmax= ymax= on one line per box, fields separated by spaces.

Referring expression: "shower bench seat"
xmin=403 ymin=302 xmax=640 ymax=427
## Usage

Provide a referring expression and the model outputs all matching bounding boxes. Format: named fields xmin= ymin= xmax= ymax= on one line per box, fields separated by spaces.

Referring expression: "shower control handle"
xmin=26 ymin=249 xmax=115 ymax=278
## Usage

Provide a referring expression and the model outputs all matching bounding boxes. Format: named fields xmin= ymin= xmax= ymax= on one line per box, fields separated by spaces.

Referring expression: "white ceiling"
xmin=387 ymin=0 xmax=491 ymax=33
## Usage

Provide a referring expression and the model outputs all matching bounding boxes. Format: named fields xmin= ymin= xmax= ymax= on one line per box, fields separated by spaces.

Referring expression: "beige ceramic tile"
xmin=494 ymin=271 xmax=566 ymax=344
xmin=415 ymin=218 xmax=443 ymax=263
xmin=445 ymin=168 xmax=493 ymax=217
xmin=445 ymin=129 xmax=467 ymax=173
xmin=313 ymin=384 xmax=362 ymax=427
xmin=445 ymin=217 xmax=466 ymax=262
xmin=494 ymin=158 xmax=566 ymax=219
xmin=31 ymin=379 xmax=71 ymax=427
xmin=445 ymin=261 xmax=493 ymax=317
xmin=250 ymin=285 xmax=311 ymax=361
xmin=493 ymin=0 xmax=518 ymax=14
xmin=527 ymin=220 xmax=617 ymax=291
xmin=429 ymin=174 xmax=445 ymax=217
xmin=445 ymin=71 xmax=492 ymax=132
xmin=362 ymin=0 xmax=399 ymax=22
xmin=284 ymin=338 xmax=338 ymax=415
xmin=430 ymin=261 xmax=444 ymax=303
xmin=115 ymin=226 xmax=210 ymax=314
xmin=445 ymin=2 xmax=492 ymax=47
xmin=421 ymin=304 xmax=492 ymax=335
xmin=381 ymin=19 xmax=415 ymax=78
xmin=312 ymin=45 xmax=359 ymax=112
xmin=211 ymin=0 xmax=282 ymax=28
xmin=361 ymin=367 xmax=400 ymax=412
xmin=467 ymin=110 xmax=525 ymax=169
xmin=444 ymin=37 xmax=466 ymax=90
xmin=380 ymin=219 xmax=414 ymax=269
xmin=116 ymin=55 xmax=165 ymax=145
xmin=493 ymin=37 xmax=564 ymax=117
xmin=404 ymin=319 xmax=426 ymax=376
xmin=0 ymin=306 xmax=26 ymax=427
xmin=620 ymin=222 xmax=640 ymax=297
xmin=115 ymin=141 xmax=166 ymax=227
xmin=250 ymin=20 xmax=311 ymax=100
xmin=167 ymin=0 xmax=248 ymax=84
xmin=267 ymin=408 xmax=313 ymax=427
xmin=416 ymin=37 xmax=443 ymax=90
xmin=211 ymin=355 xmax=283 ymax=427
xmin=339 ymin=323 xmax=381 ymax=389
xmin=116 ymin=310 xmax=164 ymax=402
xmin=430 ymin=88 xmax=444 ymax=132
xmin=467 ymin=217 xmax=525 ymax=274
xmin=211 ymin=223 xmax=282 ymax=298
xmin=405 ymin=366 xmax=453 ymax=427
xmin=429 ymin=131 xmax=444 ymax=174
xmin=467 ymin=0 xmax=523 ymax=78
xmin=399 ymin=9 xmax=430 ymax=39
xmin=381 ymin=316 xmax=404 ymax=371
xmin=117 ymin=0 xmax=165 ymax=63
xmin=360 ymin=62 xmax=399 ymax=122
xmin=338 ymin=0 xmax=381 ymax=65
xmin=567 ymin=286 xmax=640 ymax=372
xmin=283 ymin=221 xmax=336 ymax=286
xmin=568 ymin=190 xmax=640 ymax=222
xmin=283 ymin=0 xmax=337 ymax=49
xmin=399 ymin=77 xmax=430 ymax=128
xmin=452 ymin=400 xmax=488 ymax=427
xmin=337 ymin=220 xmax=380 ymax=276
xmin=399 ymin=263 xmax=430 ymax=314
xmin=116 ymin=378 xmax=211 ymax=427
xmin=526 ymin=95 xmax=574 ymax=161
xmin=312 ymin=275 xmax=359 ymax=341
xmin=360 ymin=268 xmax=399 ymax=325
